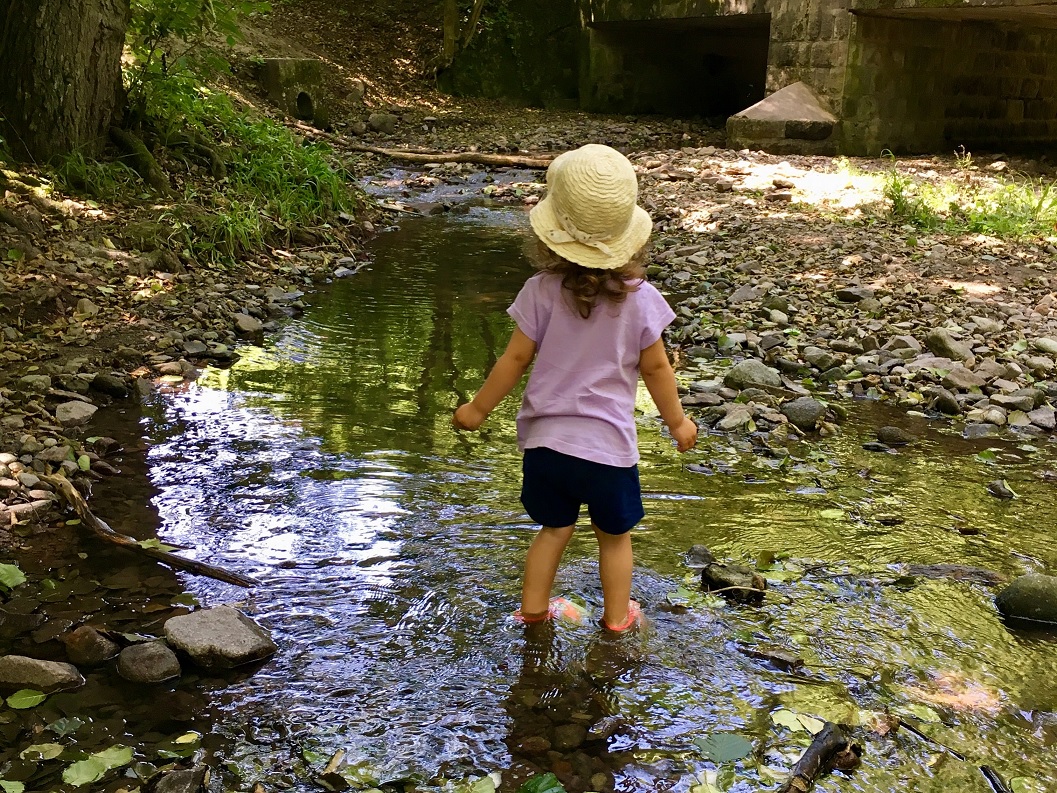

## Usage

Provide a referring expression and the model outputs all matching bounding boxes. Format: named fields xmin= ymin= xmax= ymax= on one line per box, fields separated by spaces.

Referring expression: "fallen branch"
xmin=290 ymin=122 xmax=555 ymax=169
xmin=778 ymin=721 xmax=862 ymax=793
xmin=43 ymin=474 xmax=259 ymax=588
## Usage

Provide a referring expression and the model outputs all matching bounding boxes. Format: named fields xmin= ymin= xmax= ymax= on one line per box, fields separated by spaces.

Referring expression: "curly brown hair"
xmin=527 ymin=239 xmax=648 ymax=319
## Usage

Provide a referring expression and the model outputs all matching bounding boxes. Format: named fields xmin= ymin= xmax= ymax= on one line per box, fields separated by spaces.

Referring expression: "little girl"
xmin=453 ymin=143 xmax=697 ymax=632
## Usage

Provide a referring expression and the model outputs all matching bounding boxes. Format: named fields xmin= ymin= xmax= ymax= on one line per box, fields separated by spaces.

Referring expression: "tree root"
xmin=291 ymin=122 xmax=555 ymax=169
xmin=109 ymin=126 xmax=172 ymax=194
xmin=161 ymin=129 xmax=227 ymax=179
xmin=43 ymin=474 xmax=259 ymax=588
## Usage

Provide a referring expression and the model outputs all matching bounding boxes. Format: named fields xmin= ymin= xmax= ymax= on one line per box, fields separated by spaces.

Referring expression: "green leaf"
xmin=20 ymin=743 xmax=65 ymax=761
xmin=173 ymin=731 xmax=200 ymax=745
xmin=6 ymin=248 xmax=24 ymax=261
xmin=136 ymin=538 xmax=178 ymax=552
xmin=0 ymin=781 xmax=25 ymax=793
xmin=1010 ymin=777 xmax=1042 ymax=793
xmin=47 ymin=716 xmax=85 ymax=737
xmin=797 ymin=714 xmax=826 ymax=735
xmin=62 ymin=757 xmax=108 ymax=786
xmin=77 ymin=454 xmax=91 ymax=472
xmin=975 ymin=449 xmax=998 ymax=464
xmin=517 ymin=773 xmax=566 ymax=793
xmin=902 ymin=703 xmax=942 ymax=723
xmin=62 ymin=745 xmax=133 ymax=786
xmin=0 ymin=563 xmax=27 ymax=589
xmin=770 ymin=709 xmax=802 ymax=731
xmin=1011 ymin=339 xmax=1029 ymax=353
xmin=6 ymin=689 xmax=46 ymax=709
xmin=693 ymin=733 xmax=753 ymax=763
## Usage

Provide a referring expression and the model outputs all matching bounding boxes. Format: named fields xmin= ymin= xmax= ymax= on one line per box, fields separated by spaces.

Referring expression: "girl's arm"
xmin=453 ymin=327 xmax=537 ymax=430
xmin=639 ymin=338 xmax=698 ymax=452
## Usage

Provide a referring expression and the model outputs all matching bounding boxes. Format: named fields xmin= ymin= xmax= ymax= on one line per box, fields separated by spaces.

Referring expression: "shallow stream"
xmin=3 ymin=207 xmax=1057 ymax=792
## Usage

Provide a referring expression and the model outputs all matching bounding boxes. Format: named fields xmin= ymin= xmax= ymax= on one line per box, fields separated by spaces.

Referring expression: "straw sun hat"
xmin=529 ymin=143 xmax=652 ymax=270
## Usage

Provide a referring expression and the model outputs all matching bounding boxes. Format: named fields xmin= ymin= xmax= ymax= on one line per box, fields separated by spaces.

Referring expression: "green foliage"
xmin=517 ymin=773 xmax=566 ymax=793
xmin=882 ymin=152 xmax=1057 ymax=240
xmin=6 ymin=690 xmax=46 ymax=709
xmin=693 ymin=733 xmax=753 ymax=763
xmin=144 ymin=83 xmax=357 ymax=262
xmin=61 ymin=745 xmax=134 ymax=786
xmin=54 ymin=153 xmax=141 ymax=201
xmin=0 ymin=563 xmax=26 ymax=590
xmin=51 ymin=0 xmax=358 ymax=265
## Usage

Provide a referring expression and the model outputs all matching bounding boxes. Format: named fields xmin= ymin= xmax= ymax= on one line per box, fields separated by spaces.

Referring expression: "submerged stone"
xmin=996 ymin=574 xmax=1057 ymax=626
xmin=780 ymin=396 xmax=826 ymax=431
xmin=63 ymin=626 xmax=119 ymax=666
xmin=117 ymin=642 xmax=181 ymax=683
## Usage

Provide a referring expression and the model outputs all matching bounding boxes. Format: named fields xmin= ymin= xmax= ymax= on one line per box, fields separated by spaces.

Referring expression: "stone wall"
xmin=843 ymin=14 xmax=1057 ymax=154
xmin=444 ymin=0 xmax=1057 ymax=153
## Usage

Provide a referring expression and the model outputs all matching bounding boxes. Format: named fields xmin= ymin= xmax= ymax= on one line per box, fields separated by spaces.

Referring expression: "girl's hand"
xmin=453 ymin=402 xmax=487 ymax=431
xmin=670 ymin=417 xmax=698 ymax=452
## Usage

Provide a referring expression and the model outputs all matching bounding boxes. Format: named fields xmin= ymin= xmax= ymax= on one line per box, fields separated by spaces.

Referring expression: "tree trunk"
xmin=0 ymin=0 xmax=128 ymax=162
xmin=442 ymin=0 xmax=458 ymax=66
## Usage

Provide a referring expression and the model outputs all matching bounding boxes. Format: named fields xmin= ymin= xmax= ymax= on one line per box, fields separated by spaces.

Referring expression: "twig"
xmin=43 ymin=474 xmax=260 ymax=588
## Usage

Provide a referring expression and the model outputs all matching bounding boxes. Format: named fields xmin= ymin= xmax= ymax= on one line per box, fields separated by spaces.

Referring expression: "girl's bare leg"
xmin=520 ymin=524 xmax=575 ymax=617
xmin=593 ymin=524 xmax=633 ymax=628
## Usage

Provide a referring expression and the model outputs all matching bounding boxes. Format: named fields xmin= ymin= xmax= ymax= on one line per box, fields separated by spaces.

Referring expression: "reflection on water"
xmin=79 ymin=209 xmax=1057 ymax=790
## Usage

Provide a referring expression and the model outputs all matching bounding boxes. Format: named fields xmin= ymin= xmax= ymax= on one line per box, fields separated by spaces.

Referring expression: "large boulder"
xmin=723 ymin=359 xmax=781 ymax=390
xmin=0 ymin=655 xmax=84 ymax=692
xmin=995 ymin=574 xmax=1057 ymax=625
xmin=164 ymin=606 xmax=277 ymax=670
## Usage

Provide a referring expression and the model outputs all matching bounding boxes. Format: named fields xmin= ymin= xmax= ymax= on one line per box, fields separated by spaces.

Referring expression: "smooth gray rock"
xmin=942 ymin=366 xmax=986 ymax=391
xmin=717 ymin=404 xmax=753 ymax=431
xmin=367 ymin=112 xmax=398 ymax=134
xmin=926 ymin=387 xmax=961 ymax=415
xmin=1032 ymin=337 xmax=1057 ymax=356
xmin=234 ymin=313 xmax=263 ymax=335
xmin=991 ymin=393 xmax=1036 ymax=412
xmin=17 ymin=375 xmax=52 ymax=393
xmin=780 ymin=396 xmax=826 ymax=431
xmin=835 ymin=286 xmax=873 ymax=302
xmin=164 ymin=606 xmax=277 ymax=670
xmin=63 ymin=626 xmax=119 ymax=666
xmin=0 ymin=654 xmax=84 ymax=692
xmin=723 ymin=359 xmax=781 ymax=390
xmin=117 ymin=642 xmax=181 ymax=683
xmin=54 ymin=401 xmax=97 ymax=427
xmin=925 ymin=328 xmax=973 ymax=362
xmin=970 ymin=315 xmax=1003 ymax=334
xmin=802 ymin=345 xmax=840 ymax=371
xmin=90 ymin=373 xmax=129 ymax=398
xmin=1028 ymin=406 xmax=1056 ymax=431
xmin=995 ymin=574 xmax=1057 ymax=625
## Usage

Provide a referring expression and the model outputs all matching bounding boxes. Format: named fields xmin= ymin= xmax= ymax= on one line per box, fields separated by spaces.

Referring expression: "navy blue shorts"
xmin=520 ymin=446 xmax=644 ymax=535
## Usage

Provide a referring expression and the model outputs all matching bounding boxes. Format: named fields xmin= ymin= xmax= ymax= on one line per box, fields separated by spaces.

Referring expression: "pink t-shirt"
xmin=507 ymin=271 xmax=676 ymax=467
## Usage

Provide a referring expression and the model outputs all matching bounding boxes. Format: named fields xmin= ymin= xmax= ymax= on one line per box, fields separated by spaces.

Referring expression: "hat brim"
xmin=529 ymin=196 xmax=652 ymax=270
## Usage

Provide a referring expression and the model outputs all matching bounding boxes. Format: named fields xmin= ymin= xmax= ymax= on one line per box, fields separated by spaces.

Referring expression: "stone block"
xmin=1007 ymin=100 xmax=1025 ymax=122
xmin=259 ymin=58 xmax=329 ymax=128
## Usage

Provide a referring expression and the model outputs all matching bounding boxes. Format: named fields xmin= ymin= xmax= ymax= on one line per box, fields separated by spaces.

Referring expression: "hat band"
xmin=545 ymin=206 xmax=615 ymax=258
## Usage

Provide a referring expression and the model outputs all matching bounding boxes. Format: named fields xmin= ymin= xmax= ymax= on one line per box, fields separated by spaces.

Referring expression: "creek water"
xmin=3 ymin=207 xmax=1057 ymax=792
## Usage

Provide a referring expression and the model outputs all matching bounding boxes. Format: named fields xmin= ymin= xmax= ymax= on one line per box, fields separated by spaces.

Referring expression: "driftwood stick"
xmin=43 ymin=474 xmax=259 ymax=588
xmin=289 ymin=122 xmax=555 ymax=169
xmin=778 ymin=722 xmax=862 ymax=793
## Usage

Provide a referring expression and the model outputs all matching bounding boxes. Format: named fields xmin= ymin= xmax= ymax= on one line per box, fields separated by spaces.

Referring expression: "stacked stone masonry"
xmin=444 ymin=0 xmax=1057 ymax=154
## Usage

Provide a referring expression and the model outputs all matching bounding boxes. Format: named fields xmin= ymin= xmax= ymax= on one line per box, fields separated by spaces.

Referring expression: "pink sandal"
xmin=514 ymin=596 xmax=586 ymax=624
xmin=602 ymin=600 xmax=642 ymax=632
